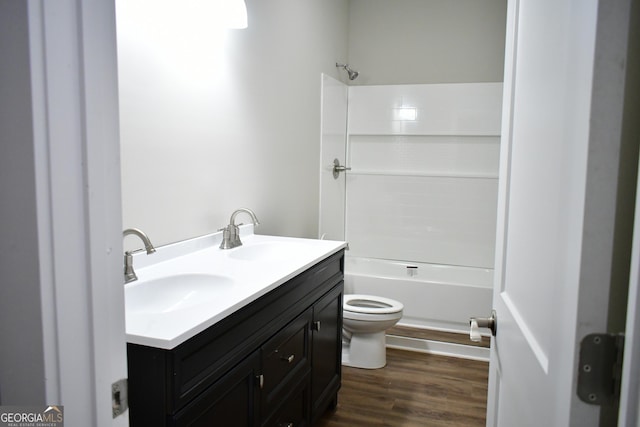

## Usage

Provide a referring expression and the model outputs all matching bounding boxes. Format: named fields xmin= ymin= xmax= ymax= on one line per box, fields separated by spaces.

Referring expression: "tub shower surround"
xmin=342 ymin=83 xmax=502 ymax=353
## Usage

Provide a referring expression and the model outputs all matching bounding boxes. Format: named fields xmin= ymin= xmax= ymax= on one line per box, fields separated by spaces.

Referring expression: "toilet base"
xmin=341 ymin=330 xmax=387 ymax=369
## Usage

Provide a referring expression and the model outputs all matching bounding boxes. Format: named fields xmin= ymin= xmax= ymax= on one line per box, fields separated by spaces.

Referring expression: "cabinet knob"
xmin=256 ymin=374 xmax=264 ymax=389
xmin=312 ymin=321 xmax=321 ymax=331
xmin=280 ymin=354 xmax=295 ymax=364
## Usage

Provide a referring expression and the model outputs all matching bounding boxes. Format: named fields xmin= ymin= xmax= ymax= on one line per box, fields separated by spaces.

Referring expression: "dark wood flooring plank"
xmin=317 ymin=348 xmax=489 ymax=427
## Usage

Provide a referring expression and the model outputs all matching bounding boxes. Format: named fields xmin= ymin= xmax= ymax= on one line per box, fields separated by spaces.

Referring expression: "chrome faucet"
xmin=219 ymin=208 xmax=260 ymax=249
xmin=123 ymin=228 xmax=156 ymax=283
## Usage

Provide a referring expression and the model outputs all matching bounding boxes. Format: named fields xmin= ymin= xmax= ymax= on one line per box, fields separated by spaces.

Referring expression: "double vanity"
xmin=124 ymin=224 xmax=347 ymax=426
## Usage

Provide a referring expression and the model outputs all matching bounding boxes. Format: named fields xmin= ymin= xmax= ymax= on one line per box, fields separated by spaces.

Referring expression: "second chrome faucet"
xmin=123 ymin=228 xmax=156 ymax=283
xmin=219 ymin=208 xmax=260 ymax=249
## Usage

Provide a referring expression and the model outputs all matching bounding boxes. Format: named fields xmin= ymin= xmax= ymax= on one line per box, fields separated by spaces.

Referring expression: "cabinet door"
xmin=262 ymin=381 xmax=309 ymax=427
xmin=261 ymin=308 xmax=312 ymax=416
xmin=310 ymin=282 xmax=343 ymax=422
xmin=172 ymin=350 xmax=260 ymax=427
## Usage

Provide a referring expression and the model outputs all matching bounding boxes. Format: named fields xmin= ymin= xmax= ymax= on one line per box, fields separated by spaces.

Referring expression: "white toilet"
xmin=342 ymin=294 xmax=404 ymax=369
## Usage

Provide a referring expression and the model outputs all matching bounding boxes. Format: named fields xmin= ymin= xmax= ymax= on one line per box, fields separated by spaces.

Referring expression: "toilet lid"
xmin=343 ymin=294 xmax=404 ymax=315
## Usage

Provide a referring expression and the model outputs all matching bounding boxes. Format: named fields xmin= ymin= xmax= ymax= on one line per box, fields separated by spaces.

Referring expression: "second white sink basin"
xmin=126 ymin=273 xmax=235 ymax=314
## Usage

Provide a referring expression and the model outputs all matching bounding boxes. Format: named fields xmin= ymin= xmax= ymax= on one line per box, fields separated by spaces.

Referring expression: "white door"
xmin=9 ymin=2 xmax=130 ymax=425
xmin=486 ymin=0 xmax=637 ymax=426
xmin=619 ymin=161 xmax=640 ymax=426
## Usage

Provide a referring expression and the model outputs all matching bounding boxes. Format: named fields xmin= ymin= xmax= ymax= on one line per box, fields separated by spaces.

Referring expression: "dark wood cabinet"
xmin=127 ymin=250 xmax=344 ymax=427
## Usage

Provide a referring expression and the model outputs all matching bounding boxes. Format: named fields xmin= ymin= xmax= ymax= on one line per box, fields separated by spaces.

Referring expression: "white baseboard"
xmin=386 ymin=334 xmax=490 ymax=362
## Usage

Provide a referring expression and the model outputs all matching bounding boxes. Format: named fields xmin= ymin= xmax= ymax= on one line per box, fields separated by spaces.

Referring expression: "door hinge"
xmin=112 ymin=378 xmax=128 ymax=418
xmin=577 ymin=333 xmax=625 ymax=406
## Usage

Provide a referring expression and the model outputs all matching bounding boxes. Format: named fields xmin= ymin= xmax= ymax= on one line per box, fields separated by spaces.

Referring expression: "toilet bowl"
xmin=342 ymin=294 xmax=404 ymax=369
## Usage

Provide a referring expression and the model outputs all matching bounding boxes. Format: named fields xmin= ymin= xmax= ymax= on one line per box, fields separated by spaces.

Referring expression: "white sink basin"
xmin=126 ymin=273 xmax=235 ymax=314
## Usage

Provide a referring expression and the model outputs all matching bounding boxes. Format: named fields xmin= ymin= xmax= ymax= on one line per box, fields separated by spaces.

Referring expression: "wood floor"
xmin=317 ymin=349 xmax=489 ymax=427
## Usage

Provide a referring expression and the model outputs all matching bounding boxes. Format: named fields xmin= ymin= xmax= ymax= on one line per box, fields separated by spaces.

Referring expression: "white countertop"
xmin=125 ymin=226 xmax=347 ymax=349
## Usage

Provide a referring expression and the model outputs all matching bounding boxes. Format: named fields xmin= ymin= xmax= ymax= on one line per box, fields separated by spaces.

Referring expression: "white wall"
xmin=118 ymin=0 xmax=349 ymax=247
xmin=118 ymin=0 xmax=507 ymax=248
xmin=348 ymin=0 xmax=507 ymax=85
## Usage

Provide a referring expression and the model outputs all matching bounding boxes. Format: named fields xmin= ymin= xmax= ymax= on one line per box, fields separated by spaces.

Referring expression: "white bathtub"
xmin=344 ymin=256 xmax=494 ymax=334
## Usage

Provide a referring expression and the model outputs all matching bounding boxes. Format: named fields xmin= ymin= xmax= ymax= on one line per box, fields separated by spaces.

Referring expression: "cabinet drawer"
xmin=261 ymin=308 xmax=311 ymax=411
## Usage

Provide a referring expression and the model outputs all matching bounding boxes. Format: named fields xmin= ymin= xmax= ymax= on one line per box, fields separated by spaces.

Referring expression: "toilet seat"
xmin=343 ymin=294 xmax=404 ymax=315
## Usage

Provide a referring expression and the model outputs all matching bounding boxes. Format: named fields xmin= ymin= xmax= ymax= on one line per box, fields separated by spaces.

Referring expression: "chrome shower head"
xmin=336 ymin=63 xmax=359 ymax=80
